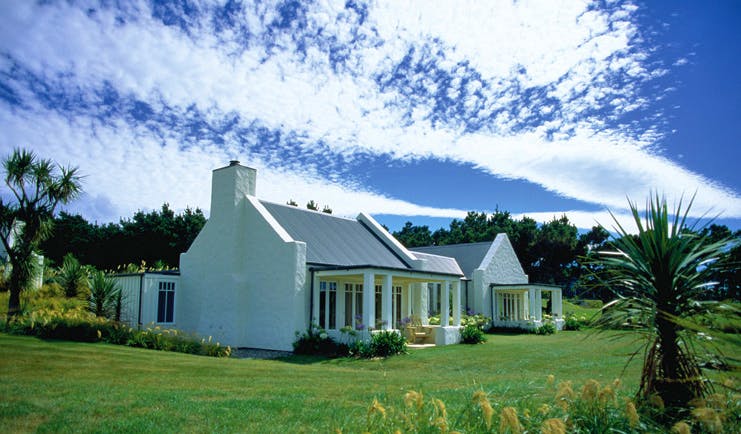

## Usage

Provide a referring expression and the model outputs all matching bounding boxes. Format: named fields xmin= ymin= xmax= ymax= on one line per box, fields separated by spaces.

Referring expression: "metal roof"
xmin=410 ymin=241 xmax=493 ymax=278
xmin=411 ymin=251 xmax=464 ymax=275
xmin=260 ymin=201 xmax=409 ymax=269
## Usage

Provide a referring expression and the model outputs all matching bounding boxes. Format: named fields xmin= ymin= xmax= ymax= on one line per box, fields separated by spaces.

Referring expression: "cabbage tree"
xmin=590 ymin=194 xmax=735 ymax=410
xmin=0 ymin=149 xmax=82 ymax=319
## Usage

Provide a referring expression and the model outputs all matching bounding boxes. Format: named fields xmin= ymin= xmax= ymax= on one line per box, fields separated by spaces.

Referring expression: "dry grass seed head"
xmin=472 ymin=391 xmax=494 ymax=430
xmin=368 ymin=398 xmax=386 ymax=419
xmin=538 ymin=403 xmax=551 ymax=415
xmin=598 ymin=385 xmax=616 ymax=405
xmin=581 ymin=379 xmax=601 ymax=402
xmin=404 ymin=390 xmax=423 ymax=410
xmin=541 ymin=418 xmax=566 ymax=434
xmin=648 ymin=393 xmax=665 ymax=410
xmin=671 ymin=421 xmax=692 ymax=434
xmin=692 ymin=407 xmax=723 ymax=433
xmin=546 ymin=374 xmax=555 ymax=387
xmin=499 ymin=406 xmax=523 ymax=434
xmin=625 ymin=401 xmax=640 ymax=428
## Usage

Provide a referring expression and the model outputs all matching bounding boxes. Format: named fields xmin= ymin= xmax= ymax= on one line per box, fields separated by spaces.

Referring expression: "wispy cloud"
xmin=0 ymin=0 xmax=738 ymax=227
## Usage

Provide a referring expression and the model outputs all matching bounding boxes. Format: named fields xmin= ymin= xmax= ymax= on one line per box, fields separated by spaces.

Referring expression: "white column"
xmin=405 ymin=283 xmax=413 ymax=317
xmin=452 ymin=279 xmax=461 ymax=326
xmin=312 ymin=273 xmax=321 ymax=326
xmin=382 ymin=274 xmax=393 ymax=330
xmin=418 ymin=283 xmax=429 ymax=325
xmin=363 ymin=271 xmax=375 ymax=331
xmin=528 ymin=288 xmax=536 ymax=320
xmin=337 ymin=281 xmax=345 ymax=329
xmin=535 ymin=289 xmax=543 ymax=321
xmin=553 ymin=289 xmax=563 ymax=318
xmin=441 ymin=281 xmax=450 ymax=326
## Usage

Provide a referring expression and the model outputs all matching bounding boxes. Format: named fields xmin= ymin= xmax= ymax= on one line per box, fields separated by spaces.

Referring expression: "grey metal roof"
xmin=410 ymin=241 xmax=493 ymax=278
xmin=411 ymin=252 xmax=464 ymax=275
xmin=260 ymin=201 xmax=409 ymax=269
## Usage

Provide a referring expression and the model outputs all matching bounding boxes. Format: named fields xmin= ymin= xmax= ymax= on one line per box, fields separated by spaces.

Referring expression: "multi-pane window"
xmin=319 ymin=281 xmax=337 ymax=330
xmin=157 ymin=281 xmax=175 ymax=323
xmin=344 ymin=283 xmax=363 ymax=329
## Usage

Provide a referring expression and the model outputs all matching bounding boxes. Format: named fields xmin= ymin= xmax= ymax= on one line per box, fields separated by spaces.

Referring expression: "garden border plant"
xmin=1 ymin=307 xmax=231 ymax=357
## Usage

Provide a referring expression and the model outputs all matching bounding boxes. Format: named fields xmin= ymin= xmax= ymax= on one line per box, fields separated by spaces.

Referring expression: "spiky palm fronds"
xmin=55 ymin=254 xmax=89 ymax=298
xmin=88 ymin=271 xmax=121 ymax=319
xmin=589 ymin=193 xmax=734 ymax=410
xmin=1 ymin=148 xmax=82 ymax=319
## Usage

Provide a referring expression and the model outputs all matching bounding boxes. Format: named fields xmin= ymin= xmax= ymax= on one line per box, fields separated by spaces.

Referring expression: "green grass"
xmin=0 ymin=331 xmax=651 ymax=433
xmin=562 ymin=299 xmax=603 ymax=320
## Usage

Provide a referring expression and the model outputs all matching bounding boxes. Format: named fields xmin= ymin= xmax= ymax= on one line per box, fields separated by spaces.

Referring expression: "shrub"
xmin=292 ymin=324 xmax=346 ymax=357
xmin=563 ymin=314 xmax=582 ymax=331
xmin=0 ymin=309 xmax=230 ymax=357
xmin=535 ymin=322 xmax=556 ymax=335
xmin=367 ymin=330 xmax=406 ymax=357
xmin=460 ymin=324 xmax=486 ymax=344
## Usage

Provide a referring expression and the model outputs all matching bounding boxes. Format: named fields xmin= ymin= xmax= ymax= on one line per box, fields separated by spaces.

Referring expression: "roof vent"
xmin=229 ymin=160 xmax=240 ymax=166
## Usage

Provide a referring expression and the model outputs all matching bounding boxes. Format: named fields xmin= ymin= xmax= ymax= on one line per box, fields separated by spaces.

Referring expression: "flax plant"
xmin=588 ymin=193 xmax=735 ymax=410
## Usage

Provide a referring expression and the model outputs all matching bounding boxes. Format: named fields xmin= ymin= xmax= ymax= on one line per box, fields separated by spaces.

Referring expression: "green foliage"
xmin=39 ymin=204 xmax=206 ymax=270
xmin=361 ymin=377 xmax=741 ymax=433
xmin=87 ymin=270 xmax=121 ymax=319
xmin=460 ymin=324 xmax=486 ymax=344
xmin=362 ymin=330 xmax=406 ymax=357
xmin=1 ymin=304 xmax=230 ymax=357
xmin=0 ymin=148 xmax=82 ymax=319
xmin=588 ymin=194 xmax=735 ymax=410
xmin=562 ymin=314 xmax=583 ymax=331
xmin=55 ymin=253 xmax=89 ymax=298
xmin=534 ymin=322 xmax=556 ymax=335
xmin=292 ymin=324 xmax=348 ymax=357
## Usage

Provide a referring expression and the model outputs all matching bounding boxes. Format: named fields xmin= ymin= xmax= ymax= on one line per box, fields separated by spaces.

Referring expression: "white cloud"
xmin=0 ymin=0 xmax=738 ymax=227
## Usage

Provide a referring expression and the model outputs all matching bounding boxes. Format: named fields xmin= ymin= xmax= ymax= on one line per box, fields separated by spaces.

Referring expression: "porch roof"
xmin=309 ymin=264 xmax=463 ymax=279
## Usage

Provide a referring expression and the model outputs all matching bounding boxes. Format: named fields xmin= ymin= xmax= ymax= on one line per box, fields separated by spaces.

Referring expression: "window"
xmin=319 ymin=281 xmax=337 ymax=329
xmin=157 ymin=281 xmax=175 ymax=323
xmin=344 ymin=283 xmax=363 ymax=329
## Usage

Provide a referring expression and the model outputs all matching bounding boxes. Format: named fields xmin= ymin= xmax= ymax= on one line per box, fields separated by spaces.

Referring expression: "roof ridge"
xmin=259 ymin=199 xmax=358 ymax=222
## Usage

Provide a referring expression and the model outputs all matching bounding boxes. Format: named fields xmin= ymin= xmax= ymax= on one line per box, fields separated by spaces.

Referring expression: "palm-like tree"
xmin=0 ymin=149 xmax=82 ymax=319
xmin=590 ymin=194 xmax=734 ymax=410
xmin=55 ymin=253 xmax=89 ymax=298
xmin=88 ymin=270 xmax=121 ymax=319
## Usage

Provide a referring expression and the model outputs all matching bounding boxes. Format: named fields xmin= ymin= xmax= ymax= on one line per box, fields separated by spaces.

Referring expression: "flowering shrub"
xmin=535 ymin=321 xmax=556 ymax=335
xmin=562 ymin=314 xmax=587 ymax=331
xmin=292 ymin=324 xmax=348 ymax=357
xmin=460 ymin=324 xmax=487 ymax=344
xmin=1 ymin=308 xmax=231 ymax=357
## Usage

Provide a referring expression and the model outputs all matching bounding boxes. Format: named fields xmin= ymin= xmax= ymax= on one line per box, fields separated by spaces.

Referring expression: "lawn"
xmin=0 ymin=330 xmax=649 ymax=433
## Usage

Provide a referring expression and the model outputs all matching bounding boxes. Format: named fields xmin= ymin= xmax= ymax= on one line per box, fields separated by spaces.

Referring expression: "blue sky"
xmin=1 ymin=0 xmax=739 ymax=233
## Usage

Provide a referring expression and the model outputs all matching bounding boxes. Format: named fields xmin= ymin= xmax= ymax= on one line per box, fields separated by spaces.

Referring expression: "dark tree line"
xmin=39 ymin=204 xmax=206 ymax=271
xmin=37 ymin=204 xmax=739 ymax=300
xmin=393 ymin=211 xmax=740 ymax=301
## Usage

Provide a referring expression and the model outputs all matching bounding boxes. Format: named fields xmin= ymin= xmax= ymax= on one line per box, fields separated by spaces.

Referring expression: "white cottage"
xmin=118 ymin=161 xmax=563 ymax=351
xmin=176 ymin=161 xmax=470 ymax=351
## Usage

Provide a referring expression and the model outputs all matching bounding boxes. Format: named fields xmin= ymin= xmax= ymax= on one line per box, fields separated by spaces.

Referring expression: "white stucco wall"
xmin=178 ymin=164 xmax=307 ymax=351
xmin=471 ymin=234 xmax=528 ymax=318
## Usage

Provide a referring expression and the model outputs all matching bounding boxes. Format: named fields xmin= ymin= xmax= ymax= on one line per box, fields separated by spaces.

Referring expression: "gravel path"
xmin=230 ymin=348 xmax=293 ymax=359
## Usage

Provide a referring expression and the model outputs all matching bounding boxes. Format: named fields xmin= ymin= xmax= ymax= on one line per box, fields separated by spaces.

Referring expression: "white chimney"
xmin=209 ymin=160 xmax=257 ymax=221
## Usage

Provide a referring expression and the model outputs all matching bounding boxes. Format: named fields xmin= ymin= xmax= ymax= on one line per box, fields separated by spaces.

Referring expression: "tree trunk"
xmin=6 ymin=286 xmax=21 ymax=320
xmin=654 ymin=311 xmax=702 ymax=409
